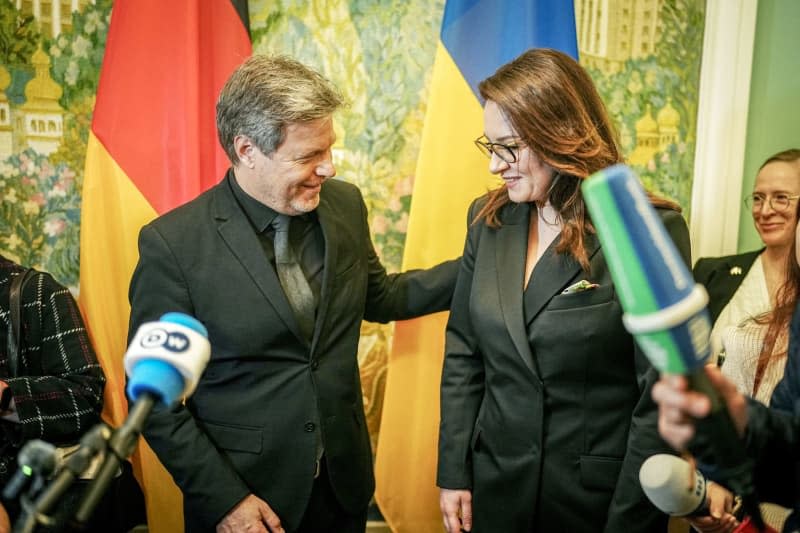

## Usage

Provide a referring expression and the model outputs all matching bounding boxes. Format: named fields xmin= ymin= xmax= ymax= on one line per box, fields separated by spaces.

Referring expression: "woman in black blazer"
xmin=436 ymin=48 xmax=689 ymax=533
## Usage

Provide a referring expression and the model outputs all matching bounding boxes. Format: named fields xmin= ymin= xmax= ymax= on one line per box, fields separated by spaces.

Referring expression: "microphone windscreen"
xmin=1 ymin=439 xmax=57 ymax=500
xmin=640 ymin=454 xmax=707 ymax=516
xmin=585 ymin=165 xmax=765 ymax=529
xmin=581 ymin=164 xmax=711 ymax=374
xmin=125 ymin=312 xmax=211 ymax=404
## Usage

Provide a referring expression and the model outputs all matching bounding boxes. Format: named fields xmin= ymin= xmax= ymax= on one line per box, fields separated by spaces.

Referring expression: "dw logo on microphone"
xmin=140 ymin=328 xmax=190 ymax=352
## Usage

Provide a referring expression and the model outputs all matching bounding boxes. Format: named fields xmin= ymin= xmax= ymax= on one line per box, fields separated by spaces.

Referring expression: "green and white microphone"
xmin=582 ymin=164 xmax=763 ymax=530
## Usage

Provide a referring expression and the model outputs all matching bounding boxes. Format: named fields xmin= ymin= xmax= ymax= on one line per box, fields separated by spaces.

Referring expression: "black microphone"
xmin=2 ymin=440 xmax=56 ymax=502
xmin=71 ymin=312 xmax=210 ymax=527
xmin=20 ymin=424 xmax=112 ymax=524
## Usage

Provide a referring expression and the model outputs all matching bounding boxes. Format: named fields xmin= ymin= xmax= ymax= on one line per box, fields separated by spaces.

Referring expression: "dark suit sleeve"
xmin=436 ymin=199 xmax=484 ymax=490
xmin=358 ymin=190 xmax=459 ymax=322
xmin=129 ymin=224 xmax=251 ymax=526
xmin=604 ymin=208 xmax=690 ymax=532
xmin=747 ymin=299 xmax=800 ymax=506
xmin=743 ymin=398 xmax=800 ymax=507
xmin=770 ymin=300 xmax=800 ymax=415
xmin=692 ymin=257 xmax=713 ymax=285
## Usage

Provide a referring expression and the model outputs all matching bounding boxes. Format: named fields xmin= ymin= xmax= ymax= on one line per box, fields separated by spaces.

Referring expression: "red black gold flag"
xmin=79 ymin=2 xmax=250 ymax=531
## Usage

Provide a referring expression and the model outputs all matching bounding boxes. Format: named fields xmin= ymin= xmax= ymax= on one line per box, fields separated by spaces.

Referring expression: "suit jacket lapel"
xmin=524 ymin=232 xmax=601 ymax=327
xmin=312 ymin=191 xmax=340 ymax=351
xmin=496 ymin=203 xmax=538 ymax=376
xmin=721 ymin=249 xmax=762 ymax=279
xmin=496 ymin=204 xmax=602 ymax=377
xmin=211 ymin=179 xmax=305 ymax=342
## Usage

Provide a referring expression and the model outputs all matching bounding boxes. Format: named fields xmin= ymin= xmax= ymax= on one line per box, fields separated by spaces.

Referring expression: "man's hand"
xmin=216 ymin=494 xmax=284 ymax=533
xmin=652 ymin=366 xmax=748 ymax=451
xmin=440 ymin=488 xmax=472 ymax=533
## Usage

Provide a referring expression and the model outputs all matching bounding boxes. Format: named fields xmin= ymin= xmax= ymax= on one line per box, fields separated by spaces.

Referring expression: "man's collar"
xmin=227 ymin=171 xmax=279 ymax=233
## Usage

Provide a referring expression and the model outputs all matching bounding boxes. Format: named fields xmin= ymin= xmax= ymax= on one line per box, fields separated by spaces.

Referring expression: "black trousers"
xmin=296 ymin=458 xmax=367 ymax=533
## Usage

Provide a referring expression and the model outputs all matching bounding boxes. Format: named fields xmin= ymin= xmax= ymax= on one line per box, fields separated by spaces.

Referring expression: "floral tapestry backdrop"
xmin=0 ymin=0 xmax=110 ymax=285
xmin=0 ymin=0 xmax=703 ymax=453
xmin=578 ymin=0 xmax=705 ymax=216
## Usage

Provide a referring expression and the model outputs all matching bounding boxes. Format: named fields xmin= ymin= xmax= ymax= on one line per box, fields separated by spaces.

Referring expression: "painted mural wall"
xmin=0 ymin=0 xmax=704 ymax=453
xmin=578 ymin=0 xmax=705 ymax=216
xmin=0 ymin=0 xmax=107 ymax=285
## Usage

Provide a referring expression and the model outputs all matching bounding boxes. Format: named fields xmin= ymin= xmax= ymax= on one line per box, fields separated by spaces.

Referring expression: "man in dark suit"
xmin=128 ymin=55 xmax=458 ymax=533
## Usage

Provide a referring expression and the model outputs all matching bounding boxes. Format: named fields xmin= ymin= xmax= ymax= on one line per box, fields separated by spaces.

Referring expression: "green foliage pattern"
xmin=251 ymin=0 xmax=444 ymax=269
xmin=0 ymin=0 xmax=38 ymax=68
xmin=0 ymin=150 xmax=81 ymax=282
xmin=588 ymin=0 xmax=705 ymax=215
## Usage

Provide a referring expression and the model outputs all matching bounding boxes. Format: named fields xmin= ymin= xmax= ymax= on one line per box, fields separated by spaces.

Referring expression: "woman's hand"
xmin=685 ymin=481 xmax=739 ymax=533
xmin=440 ymin=488 xmax=472 ymax=533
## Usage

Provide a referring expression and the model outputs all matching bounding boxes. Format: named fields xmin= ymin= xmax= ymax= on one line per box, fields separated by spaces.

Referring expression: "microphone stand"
xmin=14 ymin=394 xmax=158 ymax=532
xmin=71 ymin=394 xmax=156 ymax=529
xmin=15 ymin=312 xmax=208 ymax=531
xmin=14 ymin=424 xmax=112 ymax=533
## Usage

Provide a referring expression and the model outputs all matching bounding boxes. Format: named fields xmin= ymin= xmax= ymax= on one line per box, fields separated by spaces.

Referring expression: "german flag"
xmin=78 ymin=2 xmax=250 ymax=531
xmin=374 ymin=2 xmax=578 ymax=531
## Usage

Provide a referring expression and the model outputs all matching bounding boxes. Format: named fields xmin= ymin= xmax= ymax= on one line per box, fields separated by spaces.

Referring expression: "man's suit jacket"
xmin=128 ymin=173 xmax=458 ymax=532
xmin=693 ymin=249 xmax=763 ymax=325
xmin=438 ymin=198 xmax=690 ymax=532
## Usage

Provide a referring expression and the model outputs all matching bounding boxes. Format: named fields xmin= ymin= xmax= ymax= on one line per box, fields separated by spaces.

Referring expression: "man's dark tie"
xmin=272 ymin=214 xmax=315 ymax=340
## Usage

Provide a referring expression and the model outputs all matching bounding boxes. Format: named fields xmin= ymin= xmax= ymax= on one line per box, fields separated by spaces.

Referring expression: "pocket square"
xmin=562 ymin=279 xmax=599 ymax=294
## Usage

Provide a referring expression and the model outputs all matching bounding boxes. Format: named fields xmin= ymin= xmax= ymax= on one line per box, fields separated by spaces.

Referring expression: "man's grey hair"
xmin=216 ymin=54 xmax=344 ymax=164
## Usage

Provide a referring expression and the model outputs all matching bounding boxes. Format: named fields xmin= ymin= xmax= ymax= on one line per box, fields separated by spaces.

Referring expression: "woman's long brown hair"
xmin=752 ymin=149 xmax=800 ymax=395
xmin=475 ymin=48 xmax=678 ymax=270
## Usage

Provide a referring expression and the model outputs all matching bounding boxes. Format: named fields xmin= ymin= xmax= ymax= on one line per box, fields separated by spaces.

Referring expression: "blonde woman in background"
xmin=689 ymin=148 xmax=800 ymax=532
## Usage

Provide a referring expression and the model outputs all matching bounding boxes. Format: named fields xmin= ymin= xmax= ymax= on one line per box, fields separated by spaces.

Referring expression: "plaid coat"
xmin=0 ymin=256 xmax=105 ymax=484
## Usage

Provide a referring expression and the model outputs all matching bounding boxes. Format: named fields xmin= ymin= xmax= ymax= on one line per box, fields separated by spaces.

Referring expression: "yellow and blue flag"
xmin=375 ymin=2 xmax=577 ymax=531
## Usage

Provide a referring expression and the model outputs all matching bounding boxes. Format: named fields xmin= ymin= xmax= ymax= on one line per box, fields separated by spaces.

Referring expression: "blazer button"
xmin=311 ymin=360 xmax=319 ymax=370
xmin=304 ymin=422 xmax=316 ymax=432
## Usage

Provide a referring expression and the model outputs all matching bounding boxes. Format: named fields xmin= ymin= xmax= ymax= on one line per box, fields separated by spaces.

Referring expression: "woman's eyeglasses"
xmin=744 ymin=192 xmax=800 ymax=212
xmin=474 ymin=135 xmax=522 ymax=164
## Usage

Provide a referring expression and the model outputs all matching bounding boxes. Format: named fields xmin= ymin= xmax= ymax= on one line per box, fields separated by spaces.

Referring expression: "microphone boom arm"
xmin=72 ymin=394 xmax=157 ymax=526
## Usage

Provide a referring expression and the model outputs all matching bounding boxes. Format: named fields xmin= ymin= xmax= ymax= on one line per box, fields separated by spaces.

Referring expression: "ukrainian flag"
xmin=78 ymin=2 xmax=250 ymax=531
xmin=374 ymin=2 xmax=577 ymax=531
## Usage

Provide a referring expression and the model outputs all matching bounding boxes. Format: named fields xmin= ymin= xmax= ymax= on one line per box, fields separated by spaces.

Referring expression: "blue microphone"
xmin=581 ymin=164 xmax=763 ymax=530
xmin=125 ymin=311 xmax=210 ymax=405
xmin=21 ymin=313 xmax=211 ymax=532
xmin=72 ymin=312 xmax=210 ymax=526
